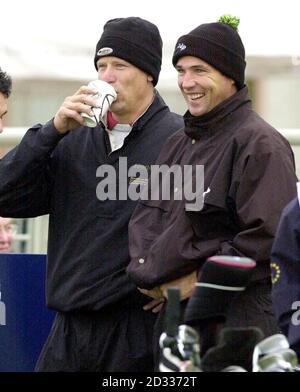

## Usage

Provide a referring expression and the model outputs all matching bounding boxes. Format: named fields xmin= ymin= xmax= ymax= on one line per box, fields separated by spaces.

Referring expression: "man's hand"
xmin=53 ymin=85 xmax=100 ymax=134
xmin=143 ymin=298 xmax=165 ymax=313
xmin=139 ymin=270 xmax=198 ymax=313
xmin=138 ymin=287 xmax=165 ymax=313
xmin=160 ymin=270 xmax=198 ymax=301
xmin=138 ymin=286 xmax=164 ymax=300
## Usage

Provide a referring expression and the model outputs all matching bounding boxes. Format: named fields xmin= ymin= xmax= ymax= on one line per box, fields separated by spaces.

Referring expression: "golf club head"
xmin=177 ymin=325 xmax=201 ymax=366
xmin=159 ymin=345 xmax=184 ymax=372
xmin=158 ymin=287 xmax=181 ymax=370
xmin=159 ymin=325 xmax=201 ymax=372
xmin=185 ymin=256 xmax=257 ymax=326
xmin=221 ymin=365 xmax=248 ymax=372
xmin=255 ymin=350 xmax=298 ymax=372
xmin=253 ymin=334 xmax=298 ymax=372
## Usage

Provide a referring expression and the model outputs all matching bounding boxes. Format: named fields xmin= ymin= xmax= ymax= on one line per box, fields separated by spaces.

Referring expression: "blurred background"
xmin=1 ymin=0 xmax=300 ymax=253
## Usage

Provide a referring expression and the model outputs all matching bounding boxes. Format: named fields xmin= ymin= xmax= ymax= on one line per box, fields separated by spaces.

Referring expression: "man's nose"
xmin=0 ymin=228 xmax=9 ymax=242
xmin=181 ymin=73 xmax=196 ymax=89
xmin=99 ymin=69 xmax=116 ymax=84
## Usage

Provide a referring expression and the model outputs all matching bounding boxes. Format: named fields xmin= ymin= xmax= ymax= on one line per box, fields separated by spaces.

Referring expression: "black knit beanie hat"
xmin=172 ymin=15 xmax=246 ymax=89
xmin=94 ymin=17 xmax=162 ymax=86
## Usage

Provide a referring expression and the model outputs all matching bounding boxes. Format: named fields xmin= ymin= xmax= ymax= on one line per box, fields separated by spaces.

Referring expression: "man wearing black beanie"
xmin=127 ymin=15 xmax=297 ymax=361
xmin=0 ymin=17 xmax=183 ymax=371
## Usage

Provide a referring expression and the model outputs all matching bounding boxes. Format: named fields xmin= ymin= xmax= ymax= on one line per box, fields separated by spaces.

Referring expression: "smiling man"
xmin=127 ymin=16 xmax=297 ymax=362
xmin=0 ymin=68 xmax=12 ymax=133
xmin=175 ymin=56 xmax=237 ymax=117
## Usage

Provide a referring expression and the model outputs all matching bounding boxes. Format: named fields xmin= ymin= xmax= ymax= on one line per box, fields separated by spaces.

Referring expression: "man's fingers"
xmin=75 ymin=85 xmax=99 ymax=96
xmin=64 ymin=94 xmax=99 ymax=109
xmin=151 ymin=302 xmax=164 ymax=313
xmin=53 ymin=85 xmax=102 ymax=134
xmin=143 ymin=298 xmax=165 ymax=311
xmin=53 ymin=108 xmax=86 ymax=133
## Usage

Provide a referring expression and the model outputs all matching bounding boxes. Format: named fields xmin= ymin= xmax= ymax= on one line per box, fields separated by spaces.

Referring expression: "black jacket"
xmin=127 ymin=87 xmax=297 ymax=288
xmin=0 ymin=92 xmax=183 ymax=311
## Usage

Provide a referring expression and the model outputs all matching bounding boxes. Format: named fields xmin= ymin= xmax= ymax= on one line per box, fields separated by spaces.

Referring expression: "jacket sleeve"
xmin=219 ymin=148 xmax=297 ymax=267
xmin=0 ymin=120 xmax=64 ymax=218
xmin=271 ymin=198 xmax=300 ymax=356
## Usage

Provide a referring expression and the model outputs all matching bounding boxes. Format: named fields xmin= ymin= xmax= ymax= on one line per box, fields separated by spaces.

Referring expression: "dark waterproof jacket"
xmin=0 ymin=93 xmax=183 ymax=311
xmin=127 ymin=87 xmax=297 ymax=288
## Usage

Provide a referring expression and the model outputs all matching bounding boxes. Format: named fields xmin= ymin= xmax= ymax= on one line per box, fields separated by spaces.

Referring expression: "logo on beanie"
xmin=97 ymin=47 xmax=113 ymax=56
xmin=176 ymin=43 xmax=187 ymax=51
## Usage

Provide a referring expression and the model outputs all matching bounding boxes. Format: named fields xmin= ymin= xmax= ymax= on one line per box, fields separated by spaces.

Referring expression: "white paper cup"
xmin=81 ymin=80 xmax=117 ymax=127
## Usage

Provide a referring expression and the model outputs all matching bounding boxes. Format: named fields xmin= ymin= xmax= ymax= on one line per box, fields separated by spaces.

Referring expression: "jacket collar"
xmin=132 ymin=90 xmax=168 ymax=131
xmin=184 ymin=86 xmax=251 ymax=139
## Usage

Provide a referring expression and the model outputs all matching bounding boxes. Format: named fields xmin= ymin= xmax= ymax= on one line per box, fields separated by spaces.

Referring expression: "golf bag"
xmin=159 ymin=255 xmax=299 ymax=372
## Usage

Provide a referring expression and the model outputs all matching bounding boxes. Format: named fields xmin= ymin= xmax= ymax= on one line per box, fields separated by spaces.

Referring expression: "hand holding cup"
xmin=81 ymin=80 xmax=117 ymax=127
xmin=53 ymin=81 xmax=117 ymax=134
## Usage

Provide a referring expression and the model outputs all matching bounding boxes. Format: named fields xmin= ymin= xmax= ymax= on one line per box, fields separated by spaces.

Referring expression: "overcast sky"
xmin=1 ymin=0 xmax=299 ymax=81
xmin=1 ymin=0 xmax=299 ymax=55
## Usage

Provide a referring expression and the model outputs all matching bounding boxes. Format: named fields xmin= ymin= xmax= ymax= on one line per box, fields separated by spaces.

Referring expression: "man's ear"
xmin=147 ymin=75 xmax=153 ymax=82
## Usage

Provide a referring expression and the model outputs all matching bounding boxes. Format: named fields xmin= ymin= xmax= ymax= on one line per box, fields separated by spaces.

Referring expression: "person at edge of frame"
xmin=0 ymin=69 xmax=16 ymax=253
xmin=271 ymin=181 xmax=300 ymax=360
xmin=0 ymin=67 xmax=12 ymax=134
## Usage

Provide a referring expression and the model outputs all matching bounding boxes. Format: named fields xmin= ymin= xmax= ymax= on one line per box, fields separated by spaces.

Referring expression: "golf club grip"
xmin=165 ymin=288 xmax=180 ymax=338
